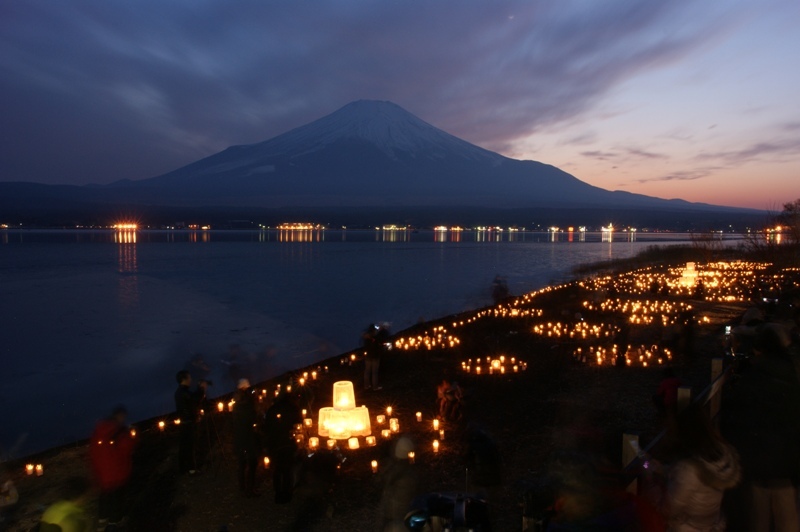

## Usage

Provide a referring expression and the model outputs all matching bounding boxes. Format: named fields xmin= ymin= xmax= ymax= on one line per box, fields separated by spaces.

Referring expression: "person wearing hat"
xmin=232 ymin=378 xmax=260 ymax=496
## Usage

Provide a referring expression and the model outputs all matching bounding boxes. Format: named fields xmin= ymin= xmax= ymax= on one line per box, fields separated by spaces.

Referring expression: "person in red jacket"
xmin=89 ymin=406 xmax=135 ymax=528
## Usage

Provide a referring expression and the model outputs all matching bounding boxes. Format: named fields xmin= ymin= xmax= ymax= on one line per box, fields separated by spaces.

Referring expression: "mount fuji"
xmin=101 ymin=100 xmax=728 ymax=210
xmin=0 ymin=100 xmax=761 ymax=225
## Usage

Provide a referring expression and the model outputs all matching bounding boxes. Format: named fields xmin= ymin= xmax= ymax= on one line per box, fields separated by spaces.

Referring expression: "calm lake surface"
xmin=0 ymin=229 xmax=736 ymax=456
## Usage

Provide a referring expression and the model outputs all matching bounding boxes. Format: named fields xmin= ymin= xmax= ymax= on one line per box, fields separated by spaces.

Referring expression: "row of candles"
xmin=531 ymin=320 xmax=617 ymax=339
xmin=24 ymin=463 xmax=44 ymax=476
xmin=461 ymin=356 xmax=528 ymax=374
xmin=573 ymin=344 xmax=673 ymax=367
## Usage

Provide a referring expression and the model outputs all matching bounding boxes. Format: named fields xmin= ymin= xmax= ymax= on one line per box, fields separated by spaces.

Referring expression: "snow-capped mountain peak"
xmin=255 ymin=99 xmax=504 ymax=163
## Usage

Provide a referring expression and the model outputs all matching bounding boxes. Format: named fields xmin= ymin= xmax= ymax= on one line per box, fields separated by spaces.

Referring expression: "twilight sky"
xmin=1 ymin=1 xmax=798 ymax=209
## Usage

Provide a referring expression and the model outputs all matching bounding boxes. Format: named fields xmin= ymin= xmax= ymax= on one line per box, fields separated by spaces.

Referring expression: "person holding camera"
xmin=174 ymin=370 xmax=207 ymax=475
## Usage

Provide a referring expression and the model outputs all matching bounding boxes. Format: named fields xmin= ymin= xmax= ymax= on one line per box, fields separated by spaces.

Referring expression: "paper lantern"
xmin=263 ymin=456 xmax=270 ymax=468
xmin=25 ymin=464 xmax=34 ymax=476
xmin=35 ymin=464 xmax=44 ymax=476
xmin=217 ymin=402 xmax=224 ymax=412
xmin=389 ymin=418 xmax=400 ymax=433
xmin=309 ymin=437 xmax=319 ymax=450
xmin=327 ymin=439 xmax=336 ymax=450
xmin=433 ymin=440 xmax=440 ymax=453
xmin=432 ymin=419 xmax=440 ymax=431
xmin=365 ymin=436 xmax=377 ymax=446
xmin=376 ymin=414 xmax=386 ymax=424
xmin=304 ymin=418 xmax=313 ymax=428
xmin=381 ymin=429 xmax=391 ymax=439
xmin=348 ymin=437 xmax=360 ymax=450
xmin=416 ymin=412 xmax=422 ymax=422
xmin=371 ymin=460 xmax=378 ymax=473
xmin=408 ymin=451 xmax=415 ymax=464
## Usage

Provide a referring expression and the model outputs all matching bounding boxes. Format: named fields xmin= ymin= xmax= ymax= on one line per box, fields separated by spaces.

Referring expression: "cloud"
xmin=0 ymin=1 xmax=758 ymax=183
xmin=636 ymin=167 xmax=721 ymax=183
xmin=696 ymin=137 xmax=800 ymax=165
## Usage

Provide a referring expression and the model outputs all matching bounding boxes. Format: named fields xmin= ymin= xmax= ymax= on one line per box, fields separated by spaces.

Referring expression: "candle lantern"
xmin=318 ymin=381 xmax=372 ymax=440
xmin=302 ymin=409 xmax=307 ymax=416
xmin=415 ymin=412 xmax=422 ymax=422
xmin=439 ymin=429 xmax=445 ymax=440
xmin=312 ymin=371 xmax=318 ymax=380
xmin=432 ymin=419 xmax=440 ymax=431
xmin=174 ymin=418 xmax=181 ymax=426
xmin=376 ymin=414 xmax=386 ymax=425
xmin=309 ymin=437 xmax=319 ymax=450
xmin=365 ymin=435 xmax=377 ymax=446
xmin=348 ymin=437 xmax=360 ymax=450
xmin=433 ymin=440 xmax=440 ymax=453
xmin=389 ymin=418 xmax=400 ymax=433
xmin=263 ymin=457 xmax=270 ymax=468
xmin=371 ymin=460 xmax=378 ymax=473
xmin=327 ymin=439 xmax=336 ymax=450
xmin=158 ymin=421 xmax=165 ymax=431
xmin=217 ymin=402 xmax=224 ymax=412
xmin=381 ymin=429 xmax=391 ymax=439
xmin=130 ymin=429 xmax=136 ymax=438
xmin=35 ymin=464 xmax=44 ymax=477
xmin=386 ymin=406 xmax=393 ymax=416
xmin=228 ymin=400 xmax=235 ymax=412
xmin=408 ymin=451 xmax=416 ymax=464
xmin=25 ymin=464 xmax=34 ymax=476
xmin=304 ymin=418 xmax=313 ymax=428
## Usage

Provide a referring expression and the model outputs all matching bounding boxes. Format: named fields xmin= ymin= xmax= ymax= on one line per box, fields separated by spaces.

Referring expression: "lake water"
xmin=0 ymin=229 xmax=733 ymax=456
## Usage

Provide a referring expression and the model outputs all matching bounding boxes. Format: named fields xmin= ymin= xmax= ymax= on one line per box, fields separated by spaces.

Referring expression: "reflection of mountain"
xmin=0 ymin=100 xmax=762 ymax=225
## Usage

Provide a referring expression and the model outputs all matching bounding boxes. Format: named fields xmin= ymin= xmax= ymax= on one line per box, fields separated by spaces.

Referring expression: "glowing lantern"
xmin=308 ymin=437 xmax=319 ymax=450
xmin=35 ymin=464 xmax=44 ymax=476
xmin=25 ymin=464 xmax=34 ymax=476
xmin=416 ymin=412 xmax=422 ymax=422
xmin=317 ymin=381 xmax=372 ymax=440
xmin=217 ymin=402 xmax=224 ymax=412
xmin=327 ymin=439 xmax=336 ymax=450
xmin=158 ymin=421 xmax=165 ymax=431
xmin=304 ymin=418 xmax=313 ymax=428
xmin=263 ymin=457 xmax=270 ymax=468
xmin=366 ymin=436 xmax=377 ymax=446
xmin=408 ymin=451 xmax=415 ymax=464
xmin=348 ymin=437 xmax=360 ymax=450
xmin=381 ymin=429 xmax=391 ymax=439
xmin=433 ymin=419 xmax=440 ymax=431
xmin=433 ymin=440 xmax=440 ymax=453
xmin=389 ymin=418 xmax=400 ymax=433
xmin=386 ymin=406 xmax=393 ymax=416
xmin=371 ymin=460 xmax=378 ymax=473
xmin=376 ymin=415 xmax=386 ymax=424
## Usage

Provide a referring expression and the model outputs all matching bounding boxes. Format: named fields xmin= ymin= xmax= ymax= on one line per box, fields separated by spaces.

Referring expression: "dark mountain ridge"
xmin=0 ymin=100 xmax=764 ymax=225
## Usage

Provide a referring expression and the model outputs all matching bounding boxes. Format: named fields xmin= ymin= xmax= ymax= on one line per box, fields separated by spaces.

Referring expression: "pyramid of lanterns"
xmin=318 ymin=381 xmax=372 ymax=447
